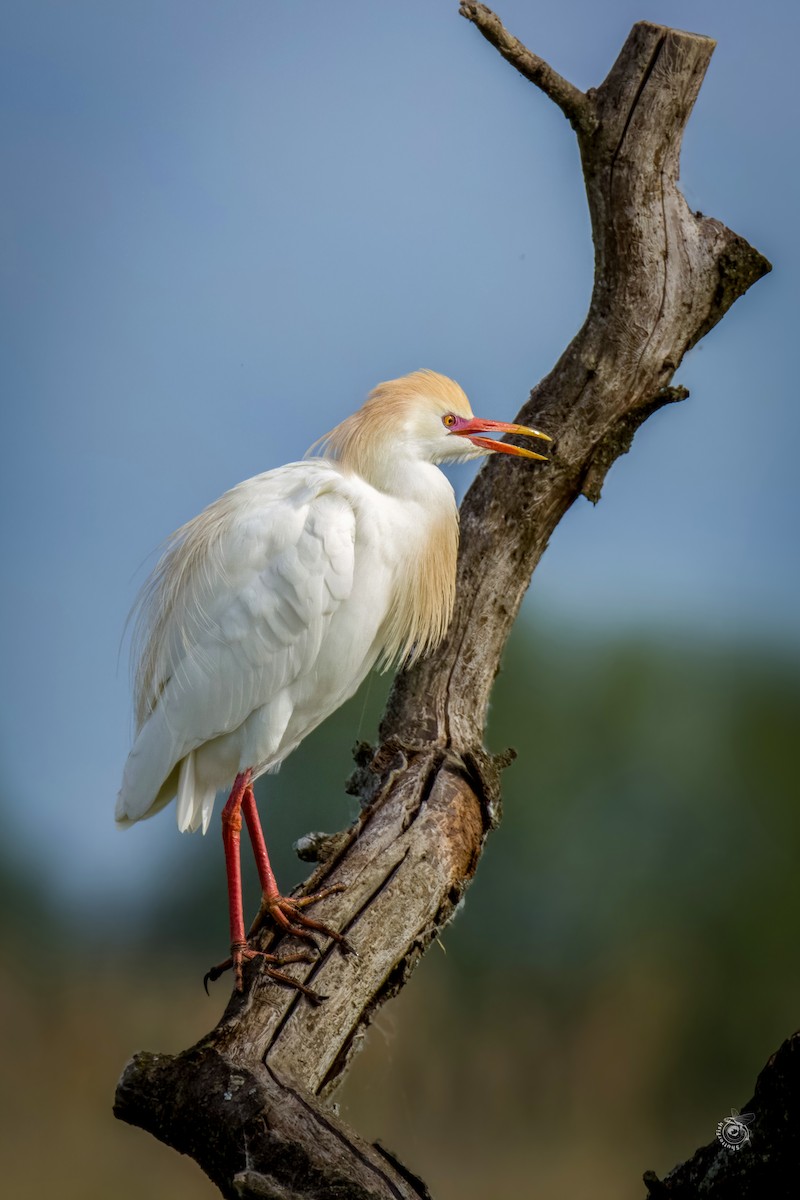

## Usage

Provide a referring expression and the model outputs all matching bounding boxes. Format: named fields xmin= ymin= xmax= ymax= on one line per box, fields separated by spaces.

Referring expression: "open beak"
xmin=452 ymin=417 xmax=552 ymax=461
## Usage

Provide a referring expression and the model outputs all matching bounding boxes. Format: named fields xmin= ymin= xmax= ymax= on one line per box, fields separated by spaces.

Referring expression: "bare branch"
xmin=459 ymin=1 xmax=590 ymax=131
xmin=114 ymin=1048 xmax=432 ymax=1199
xmin=643 ymin=1032 xmax=800 ymax=1196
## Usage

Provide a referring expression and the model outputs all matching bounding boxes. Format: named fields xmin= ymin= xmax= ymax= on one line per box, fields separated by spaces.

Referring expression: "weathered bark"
xmin=643 ymin=1032 xmax=800 ymax=1199
xmin=116 ymin=1047 xmax=432 ymax=1200
xmin=114 ymin=6 xmax=773 ymax=1197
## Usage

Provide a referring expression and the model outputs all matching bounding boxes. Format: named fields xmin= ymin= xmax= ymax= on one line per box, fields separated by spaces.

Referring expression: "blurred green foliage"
xmin=2 ymin=617 xmax=798 ymax=1198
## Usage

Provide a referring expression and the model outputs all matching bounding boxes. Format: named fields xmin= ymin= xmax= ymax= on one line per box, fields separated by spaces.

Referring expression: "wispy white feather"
xmin=131 ymin=487 xmax=242 ymax=732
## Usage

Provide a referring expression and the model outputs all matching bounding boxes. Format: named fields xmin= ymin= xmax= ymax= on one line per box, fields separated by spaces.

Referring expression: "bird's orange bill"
xmin=453 ymin=417 xmax=552 ymax=461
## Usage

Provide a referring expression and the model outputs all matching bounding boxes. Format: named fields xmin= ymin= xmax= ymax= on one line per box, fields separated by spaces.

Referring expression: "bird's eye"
xmin=442 ymin=414 xmax=457 ymax=429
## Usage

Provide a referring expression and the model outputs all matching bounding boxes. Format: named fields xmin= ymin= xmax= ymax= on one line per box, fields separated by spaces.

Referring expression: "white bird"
xmin=117 ymin=370 xmax=550 ymax=991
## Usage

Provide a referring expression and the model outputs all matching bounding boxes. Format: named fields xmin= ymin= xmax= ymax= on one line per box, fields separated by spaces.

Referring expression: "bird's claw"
xmin=204 ymin=945 xmax=319 ymax=996
xmin=206 ymin=882 xmax=349 ymax=997
xmin=290 ymin=882 xmax=346 ymax=909
xmin=248 ymin=883 xmax=348 ymax=950
xmin=204 ymin=960 xmax=231 ymax=995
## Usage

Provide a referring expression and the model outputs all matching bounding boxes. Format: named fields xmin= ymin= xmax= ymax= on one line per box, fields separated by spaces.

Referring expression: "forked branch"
xmin=115 ymin=8 xmax=771 ymax=1198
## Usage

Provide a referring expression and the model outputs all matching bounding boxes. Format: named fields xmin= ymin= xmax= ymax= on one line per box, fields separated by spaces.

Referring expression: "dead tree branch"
xmin=114 ymin=7 xmax=771 ymax=1197
xmin=459 ymin=1 xmax=590 ymax=130
xmin=643 ymin=1032 xmax=800 ymax=1198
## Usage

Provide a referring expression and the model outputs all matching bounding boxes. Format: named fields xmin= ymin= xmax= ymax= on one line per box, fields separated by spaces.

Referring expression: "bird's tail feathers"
xmin=176 ymin=751 xmax=217 ymax=834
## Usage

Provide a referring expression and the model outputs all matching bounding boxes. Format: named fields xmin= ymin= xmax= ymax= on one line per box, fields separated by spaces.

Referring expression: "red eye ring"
xmin=442 ymin=413 xmax=457 ymax=428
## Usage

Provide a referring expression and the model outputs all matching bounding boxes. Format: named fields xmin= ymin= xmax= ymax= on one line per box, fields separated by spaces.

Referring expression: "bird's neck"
xmin=317 ymin=409 xmax=460 ymax=664
xmin=320 ymin=410 xmax=441 ymax=500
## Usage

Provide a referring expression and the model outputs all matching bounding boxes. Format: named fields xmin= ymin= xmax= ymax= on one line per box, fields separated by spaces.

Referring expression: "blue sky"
xmin=1 ymin=0 xmax=797 ymax=908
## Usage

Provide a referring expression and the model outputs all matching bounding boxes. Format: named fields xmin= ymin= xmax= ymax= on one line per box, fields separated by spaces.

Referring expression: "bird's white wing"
xmin=117 ymin=462 xmax=356 ymax=829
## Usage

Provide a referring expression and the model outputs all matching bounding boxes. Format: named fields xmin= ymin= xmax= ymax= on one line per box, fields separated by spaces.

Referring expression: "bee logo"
xmin=715 ymin=1109 xmax=754 ymax=1151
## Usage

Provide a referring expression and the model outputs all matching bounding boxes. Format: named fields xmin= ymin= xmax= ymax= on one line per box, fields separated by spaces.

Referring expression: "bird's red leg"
xmin=241 ymin=783 xmax=279 ymax=896
xmin=241 ymin=785 xmax=348 ymax=947
xmin=220 ymin=770 xmax=251 ymax=990
xmin=204 ymin=770 xmax=317 ymax=995
xmin=204 ymin=774 xmax=343 ymax=997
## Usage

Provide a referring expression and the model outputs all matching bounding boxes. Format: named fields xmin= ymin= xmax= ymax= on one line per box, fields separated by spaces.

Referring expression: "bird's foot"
xmin=204 ymin=945 xmax=323 ymax=999
xmin=249 ymin=883 xmax=353 ymax=953
xmin=205 ymin=884 xmax=352 ymax=998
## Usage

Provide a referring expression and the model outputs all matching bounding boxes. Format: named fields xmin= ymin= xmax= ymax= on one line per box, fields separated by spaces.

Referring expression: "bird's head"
xmin=313 ymin=370 xmax=550 ymax=491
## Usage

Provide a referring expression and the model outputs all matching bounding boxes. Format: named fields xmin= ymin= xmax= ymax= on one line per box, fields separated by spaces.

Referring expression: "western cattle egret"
xmin=117 ymin=370 xmax=550 ymax=992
